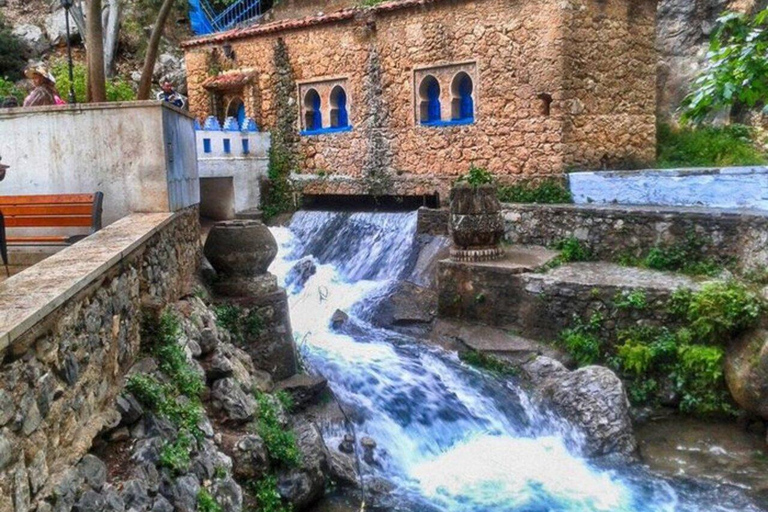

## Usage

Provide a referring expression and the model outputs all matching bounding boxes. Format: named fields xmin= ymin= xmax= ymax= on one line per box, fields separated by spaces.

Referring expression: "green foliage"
xmin=254 ymin=394 xmax=300 ymax=467
xmin=550 ymin=237 xmax=592 ymax=265
xmin=50 ymin=61 xmax=136 ymax=104
xmin=497 ymin=179 xmax=572 ymax=204
xmin=669 ymin=281 xmax=763 ymax=343
xmin=656 ymin=123 xmax=766 ymax=168
xmin=214 ymin=304 xmax=264 ymax=343
xmin=456 ymin=166 xmax=495 ymax=187
xmin=0 ymin=16 xmax=30 ymax=81
xmin=681 ymin=9 xmax=768 ymax=123
xmin=559 ymin=313 xmax=604 ymax=366
xmin=359 ymin=0 xmax=385 ymax=6
xmin=626 ymin=377 xmax=659 ymax=406
xmin=274 ymin=390 xmax=294 ymax=413
xmin=617 ymin=231 xmax=723 ymax=277
xmin=197 ymin=489 xmax=223 ymax=512
xmin=153 ymin=313 xmax=205 ymax=397
xmin=0 ymin=77 xmax=24 ymax=103
xmin=614 ymin=290 xmax=647 ymax=310
xmin=251 ymin=475 xmax=292 ymax=512
xmin=676 ymin=344 xmax=734 ymax=415
xmin=460 ymin=350 xmax=518 ymax=376
xmin=159 ymin=432 xmax=193 ymax=475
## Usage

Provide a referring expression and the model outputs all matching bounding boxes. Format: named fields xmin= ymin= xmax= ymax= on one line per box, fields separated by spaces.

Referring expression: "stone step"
xmin=438 ymin=256 xmax=703 ymax=344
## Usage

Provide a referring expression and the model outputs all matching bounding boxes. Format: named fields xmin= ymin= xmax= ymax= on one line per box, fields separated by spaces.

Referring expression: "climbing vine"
xmin=262 ymin=38 xmax=299 ymax=221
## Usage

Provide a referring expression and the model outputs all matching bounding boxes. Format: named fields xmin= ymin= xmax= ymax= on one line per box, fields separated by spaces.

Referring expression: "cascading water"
xmin=269 ymin=210 xmax=765 ymax=512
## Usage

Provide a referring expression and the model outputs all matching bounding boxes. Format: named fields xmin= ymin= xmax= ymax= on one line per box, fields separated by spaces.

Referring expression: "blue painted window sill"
xmin=420 ymin=118 xmax=475 ymax=127
xmin=301 ymin=126 xmax=353 ymax=136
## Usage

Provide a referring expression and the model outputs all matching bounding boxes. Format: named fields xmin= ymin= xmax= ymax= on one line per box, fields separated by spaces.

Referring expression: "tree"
xmin=137 ymin=0 xmax=176 ymax=100
xmin=86 ymin=0 xmax=107 ymax=101
xmin=682 ymin=9 xmax=768 ymax=123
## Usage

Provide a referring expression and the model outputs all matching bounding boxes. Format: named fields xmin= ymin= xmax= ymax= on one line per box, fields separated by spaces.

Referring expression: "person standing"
xmin=156 ymin=81 xmax=186 ymax=109
xmin=23 ymin=65 xmax=64 ymax=107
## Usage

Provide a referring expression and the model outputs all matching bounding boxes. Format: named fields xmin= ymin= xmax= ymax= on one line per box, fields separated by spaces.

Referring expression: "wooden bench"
xmin=0 ymin=192 xmax=104 ymax=246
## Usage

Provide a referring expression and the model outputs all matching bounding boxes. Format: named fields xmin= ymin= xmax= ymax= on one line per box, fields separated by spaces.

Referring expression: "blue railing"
xmin=189 ymin=0 xmax=264 ymax=35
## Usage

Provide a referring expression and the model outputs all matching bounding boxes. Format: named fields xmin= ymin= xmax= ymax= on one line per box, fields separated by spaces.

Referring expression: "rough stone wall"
xmin=184 ymin=0 xmax=657 ymax=197
xmin=503 ymin=203 xmax=768 ymax=273
xmin=561 ymin=0 xmax=658 ymax=169
xmin=0 ymin=208 xmax=200 ymax=512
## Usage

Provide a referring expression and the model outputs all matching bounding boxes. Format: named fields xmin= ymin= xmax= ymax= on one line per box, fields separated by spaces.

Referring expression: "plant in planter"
xmin=450 ymin=166 xmax=505 ymax=262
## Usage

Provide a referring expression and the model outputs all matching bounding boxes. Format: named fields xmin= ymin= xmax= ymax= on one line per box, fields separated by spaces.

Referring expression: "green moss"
xmin=614 ymin=290 xmax=647 ymax=310
xmin=558 ymin=313 xmax=604 ymax=366
xmin=497 ymin=179 xmax=572 ymax=204
xmin=250 ymin=475 xmax=292 ymax=512
xmin=656 ymin=123 xmax=766 ymax=168
xmin=159 ymin=432 xmax=193 ymax=475
xmin=253 ymin=394 xmax=300 ymax=467
xmin=197 ymin=488 xmax=223 ymax=512
xmin=214 ymin=304 xmax=264 ymax=343
xmin=459 ymin=350 xmax=518 ymax=377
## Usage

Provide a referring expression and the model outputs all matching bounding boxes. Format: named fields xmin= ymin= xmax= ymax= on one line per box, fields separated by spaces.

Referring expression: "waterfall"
xmin=269 ymin=210 xmax=763 ymax=512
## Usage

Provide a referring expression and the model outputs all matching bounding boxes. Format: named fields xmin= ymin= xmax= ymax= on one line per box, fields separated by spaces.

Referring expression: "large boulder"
xmin=285 ymin=257 xmax=317 ymax=292
xmin=44 ymin=8 xmax=80 ymax=46
xmin=277 ymin=421 xmax=329 ymax=509
xmin=12 ymin=24 xmax=48 ymax=55
xmin=526 ymin=358 xmax=637 ymax=458
xmin=274 ymin=374 xmax=328 ymax=410
xmin=725 ymin=328 xmax=768 ymax=419
xmin=367 ymin=281 xmax=437 ymax=333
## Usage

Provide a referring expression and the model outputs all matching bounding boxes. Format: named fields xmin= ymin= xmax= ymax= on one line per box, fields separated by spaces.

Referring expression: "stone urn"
xmin=204 ymin=219 xmax=279 ymax=296
xmin=449 ymin=182 xmax=504 ymax=262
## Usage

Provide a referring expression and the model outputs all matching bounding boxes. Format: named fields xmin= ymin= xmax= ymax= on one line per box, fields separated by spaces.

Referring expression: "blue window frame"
xmin=303 ymin=89 xmax=323 ymax=133
xmin=223 ymin=138 xmax=231 ymax=154
xmin=242 ymin=139 xmax=250 ymax=154
xmin=419 ymin=75 xmax=441 ymax=124
xmin=203 ymin=138 xmax=211 ymax=153
xmin=330 ymin=86 xmax=349 ymax=128
xmin=453 ymin=73 xmax=474 ymax=121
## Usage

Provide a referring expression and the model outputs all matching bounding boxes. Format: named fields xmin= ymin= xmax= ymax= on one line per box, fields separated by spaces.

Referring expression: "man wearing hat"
xmin=23 ymin=64 xmax=64 ymax=107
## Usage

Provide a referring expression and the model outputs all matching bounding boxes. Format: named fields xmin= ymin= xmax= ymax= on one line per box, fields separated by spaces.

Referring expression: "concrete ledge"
xmin=0 ymin=212 xmax=174 ymax=354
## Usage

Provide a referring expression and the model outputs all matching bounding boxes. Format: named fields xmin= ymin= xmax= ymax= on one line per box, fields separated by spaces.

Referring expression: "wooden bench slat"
xmin=5 ymin=216 xmax=94 ymax=228
xmin=0 ymin=205 xmax=94 ymax=217
xmin=0 ymin=194 xmax=95 ymax=205
xmin=7 ymin=236 xmax=69 ymax=244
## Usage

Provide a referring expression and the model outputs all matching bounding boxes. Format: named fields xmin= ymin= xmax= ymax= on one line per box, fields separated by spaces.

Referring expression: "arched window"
xmin=303 ymin=88 xmax=322 ymax=132
xmin=451 ymin=72 xmax=474 ymax=121
xmin=419 ymin=75 xmax=441 ymax=124
xmin=226 ymin=97 xmax=246 ymax=129
xmin=330 ymin=86 xmax=349 ymax=128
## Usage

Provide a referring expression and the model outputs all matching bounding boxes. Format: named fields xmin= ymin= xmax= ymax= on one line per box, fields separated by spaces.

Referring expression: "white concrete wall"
xmin=196 ymin=130 xmax=269 ymax=218
xmin=0 ymin=101 xmax=200 ymax=226
xmin=568 ymin=167 xmax=768 ymax=210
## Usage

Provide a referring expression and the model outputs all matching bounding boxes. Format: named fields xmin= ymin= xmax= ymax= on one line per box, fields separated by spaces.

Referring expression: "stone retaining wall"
xmin=503 ymin=203 xmax=768 ymax=273
xmin=0 ymin=207 xmax=200 ymax=512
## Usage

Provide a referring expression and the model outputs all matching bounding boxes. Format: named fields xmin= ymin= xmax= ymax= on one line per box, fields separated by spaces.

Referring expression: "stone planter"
xmin=449 ymin=183 xmax=504 ymax=262
xmin=203 ymin=220 xmax=279 ymax=297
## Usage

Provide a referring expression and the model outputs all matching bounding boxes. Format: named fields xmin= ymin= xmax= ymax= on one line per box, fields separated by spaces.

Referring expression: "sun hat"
xmin=24 ymin=64 xmax=56 ymax=84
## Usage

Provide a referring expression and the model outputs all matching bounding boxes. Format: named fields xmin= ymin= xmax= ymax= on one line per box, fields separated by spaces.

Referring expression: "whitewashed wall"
xmin=568 ymin=167 xmax=768 ymax=210
xmin=0 ymin=101 xmax=200 ymax=226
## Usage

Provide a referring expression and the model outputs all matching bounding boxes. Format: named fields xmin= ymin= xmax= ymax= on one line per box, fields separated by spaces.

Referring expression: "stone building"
xmin=182 ymin=0 xmax=657 ymax=202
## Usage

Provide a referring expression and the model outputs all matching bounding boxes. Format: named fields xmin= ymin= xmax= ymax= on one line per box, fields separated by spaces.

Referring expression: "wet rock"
xmin=331 ymin=310 xmax=349 ymax=329
xmin=212 ymin=477 xmax=243 ymax=512
xmin=211 ymin=378 xmax=257 ymax=423
xmin=541 ymin=365 xmax=637 ymax=458
xmin=360 ymin=437 xmax=377 ymax=465
xmin=77 ymin=454 xmax=107 ymax=491
xmin=725 ymin=328 xmax=768 ymax=420
xmin=169 ymin=475 xmax=200 ymax=511
xmin=231 ymin=434 xmax=270 ymax=480
xmin=367 ymin=281 xmax=437 ymax=332
xmin=338 ymin=434 xmax=355 ymax=454
xmin=277 ymin=421 xmax=329 ymax=509
xmin=328 ymin=449 xmax=359 ymax=487
xmin=274 ymin=374 xmax=328 ymax=410
xmin=285 ymin=257 xmax=317 ymax=291
xmin=121 ymin=479 xmax=151 ymax=510
xmin=520 ymin=356 xmax=569 ymax=384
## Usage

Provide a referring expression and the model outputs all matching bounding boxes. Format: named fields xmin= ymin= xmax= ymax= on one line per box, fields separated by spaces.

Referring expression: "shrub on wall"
xmin=656 ymin=123 xmax=767 ymax=168
xmin=497 ymin=179 xmax=572 ymax=204
xmin=0 ymin=77 xmax=24 ymax=103
xmin=0 ymin=16 xmax=30 ymax=81
xmin=51 ymin=61 xmax=136 ymax=103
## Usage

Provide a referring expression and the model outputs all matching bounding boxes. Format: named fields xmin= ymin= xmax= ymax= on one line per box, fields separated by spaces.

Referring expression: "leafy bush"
xmin=614 ymin=290 xmax=647 ymax=310
xmin=456 ymin=165 xmax=495 ymax=187
xmin=497 ymin=179 xmax=572 ymax=204
xmin=616 ymin=232 xmax=723 ymax=277
xmin=50 ymin=60 xmax=136 ymax=103
xmin=656 ymin=123 xmax=766 ymax=168
xmin=197 ymin=489 xmax=223 ymax=512
xmin=0 ymin=77 xmax=24 ymax=103
xmin=551 ymin=237 xmax=592 ymax=264
xmin=559 ymin=314 xmax=604 ymax=366
xmin=214 ymin=304 xmax=264 ymax=343
xmin=676 ymin=344 xmax=733 ymax=415
xmin=669 ymin=281 xmax=763 ymax=343
xmin=460 ymin=350 xmax=518 ymax=376
xmin=0 ymin=16 xmax=30 ymax=81
xmin=254 ymin=394 xmax=300 ymax=467
xmin=251 ymin=475 xmax=292 ymax=512
xmin=159 ymin=432 xmax=193 ymax=475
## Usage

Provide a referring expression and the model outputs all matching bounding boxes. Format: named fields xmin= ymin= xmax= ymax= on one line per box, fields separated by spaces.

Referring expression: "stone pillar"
xmin=204 ymin=220 xmax=298 ymax=380
xmin=449 ymin=183 xmax=505 ymax=262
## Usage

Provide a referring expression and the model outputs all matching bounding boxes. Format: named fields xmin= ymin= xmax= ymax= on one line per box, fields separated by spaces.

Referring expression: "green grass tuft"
xmin=656 ymin=123 xmax=766 ymax=168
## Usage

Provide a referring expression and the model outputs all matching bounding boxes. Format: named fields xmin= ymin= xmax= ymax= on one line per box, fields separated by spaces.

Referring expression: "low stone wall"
xmin=503 ymin=203 xmax=768 ymax=273
xmin=568 ymin=167 xmax=768 ymax=210
xmin=0 ymin=207 xmax=200 ymax=512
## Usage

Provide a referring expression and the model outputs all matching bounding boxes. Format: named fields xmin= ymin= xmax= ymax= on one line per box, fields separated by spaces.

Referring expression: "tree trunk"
xmin=102 ymin=0 xmax=121 ymax=78
xmin=86 ymin=0 xmax=107 ymax=102
xmin=137 ymin=0 xmax=175 ymax=100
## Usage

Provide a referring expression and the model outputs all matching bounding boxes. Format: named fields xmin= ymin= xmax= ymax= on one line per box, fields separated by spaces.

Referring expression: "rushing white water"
xmin=269 ymin=210 xmax=764 ymax=512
